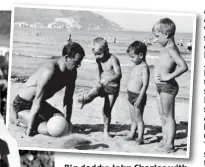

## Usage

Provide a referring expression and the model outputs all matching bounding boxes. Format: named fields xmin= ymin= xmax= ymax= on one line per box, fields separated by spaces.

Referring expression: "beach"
xmin=9 ymin=80 xmax=189 ymax=156
xmin=8 ymin=27 xmax=192 ymax=157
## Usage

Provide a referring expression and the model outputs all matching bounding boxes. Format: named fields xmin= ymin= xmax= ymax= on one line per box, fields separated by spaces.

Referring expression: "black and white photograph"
xmin=7 ymin=5 xmax=196 ymax=158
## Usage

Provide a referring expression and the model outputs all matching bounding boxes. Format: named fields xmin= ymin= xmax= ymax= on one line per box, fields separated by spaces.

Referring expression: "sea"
xmin=11 ymin=27 xmax=194 ymax=99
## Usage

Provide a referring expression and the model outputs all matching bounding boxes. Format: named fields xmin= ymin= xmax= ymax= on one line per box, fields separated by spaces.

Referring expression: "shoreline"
xmin=10 ymin=77 xmax=190 ymax=102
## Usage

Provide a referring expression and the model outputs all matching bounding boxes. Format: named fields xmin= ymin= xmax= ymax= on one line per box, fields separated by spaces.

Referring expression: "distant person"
xmin=152 ymin=18 xmax=188 ymax=153
xmin=11 ymin=42 xmax=85 ymax=136
xmin=67 ymin=34 xmax=72 ymax=43
xmin=125 ymin=41 xmax=150 ymax=144
xmin=0 ymin=114 xmax=21 ymax=167
xmin=177 ymin=38 xmax=184 ymax=46
xmin=113 ymin=37 xmax=116 ymax=43
xmin=186 ymin=40 xmax=192 ymax=53
xmin=77 ymin=37 xmax=122 ymax=139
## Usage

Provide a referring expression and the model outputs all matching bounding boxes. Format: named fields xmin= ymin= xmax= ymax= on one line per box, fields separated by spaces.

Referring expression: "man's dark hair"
xmin=62 ymin=42 xmax=85 ymax=58
xmin=127 ymin=41 xmax=147 ymax=61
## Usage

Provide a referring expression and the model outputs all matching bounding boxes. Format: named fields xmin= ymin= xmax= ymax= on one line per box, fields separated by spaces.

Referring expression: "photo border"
xmin=6 ymin=4 xmax=197 ymax=159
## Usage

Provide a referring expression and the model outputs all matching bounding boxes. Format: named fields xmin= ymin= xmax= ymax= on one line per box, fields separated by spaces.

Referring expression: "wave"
xmin=13 ymin=52 xmax=191 ymax=71
xmin=13 ymin=40 xmax=44 ymax=45
xmin=13 ymin=53 xmax=59 ymax=59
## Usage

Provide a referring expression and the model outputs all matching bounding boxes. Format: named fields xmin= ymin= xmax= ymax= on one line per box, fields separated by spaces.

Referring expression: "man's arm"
xmin=158 ymin=49 xmax=188 ymax=82
xmin=26 ymin=68 xmax=53 ymax=136
xmin=63 ymin=71 xmax=77 ymax=123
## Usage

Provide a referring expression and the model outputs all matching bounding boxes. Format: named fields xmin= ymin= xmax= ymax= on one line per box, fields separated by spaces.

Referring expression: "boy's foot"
xmin=135 ymin=138 xmax=144 ymax=145
xmin=104 ymin=132 xmax=113 ymax=140
xmin=157 ymin=140 xmax=166 ymax=148
xmin=77 ymin=94 xmax=85 ymax=109
xmin=156 ymin=144 xmax=175 ymax=153
xmin=124 ymin=136 xmax=135 ymax=141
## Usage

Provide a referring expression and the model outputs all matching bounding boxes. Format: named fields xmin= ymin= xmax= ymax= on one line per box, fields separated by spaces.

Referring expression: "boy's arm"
xmin=63 ymin=71 xmax=77 ymax=123
xmin=135 ymin=66 xmax=150 ymax=108
xmin=101 ymin=57 xmax=122 ymax=85
xmin=26 ymin=69 xmax=53 ymax=136
xmin=96 ymin=59 xmax=103 ymax=79
xmin=158 ymin=49 xmax=188 ymax=82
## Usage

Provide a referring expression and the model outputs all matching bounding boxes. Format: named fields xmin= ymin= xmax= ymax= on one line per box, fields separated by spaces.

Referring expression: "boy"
xmin=152 ymin=18 xmax=188 ymax=152
xmin=11 ymin=42 xmax=85 ymax=136
xmin=126 ymin=41 xmax=150 ymax=144
xmin=77 ymin=37 xmax=122 ymax=139
xmin=0 ymin=114 xmax=21 ymax=167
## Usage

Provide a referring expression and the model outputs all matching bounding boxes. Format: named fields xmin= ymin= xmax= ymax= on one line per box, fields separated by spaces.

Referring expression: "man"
xmin=11 ymin=42 xmax=85 ymax=136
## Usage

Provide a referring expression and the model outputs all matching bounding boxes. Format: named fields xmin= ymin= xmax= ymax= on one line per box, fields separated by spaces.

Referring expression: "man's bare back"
xmin=19 ymin=62 xmax=76 ymax=102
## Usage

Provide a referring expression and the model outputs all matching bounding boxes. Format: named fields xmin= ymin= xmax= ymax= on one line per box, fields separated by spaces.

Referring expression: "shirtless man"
xmin=126 ymin=41 xmax=150 ymax=144
xmin=77 ymin=37 xmax=122 ymax=139
xmin=11 ymin=42 xmax=85 ymax=136
xmin=152 ymin=18 xmax=188 ymax=152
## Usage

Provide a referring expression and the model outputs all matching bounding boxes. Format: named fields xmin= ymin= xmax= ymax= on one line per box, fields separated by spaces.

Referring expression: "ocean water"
xmin=11 ymin=27 xmax=193 ymax=98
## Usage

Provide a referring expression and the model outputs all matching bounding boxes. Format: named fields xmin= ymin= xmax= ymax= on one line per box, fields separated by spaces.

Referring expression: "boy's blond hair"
xmin=152 ymin=18 xmax=176 ymax=38
xmin=93 ymin=37 xmax=109 ymax=53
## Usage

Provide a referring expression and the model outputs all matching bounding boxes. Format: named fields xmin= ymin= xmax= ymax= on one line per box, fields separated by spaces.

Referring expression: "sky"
xmin=95 ymin=11 xmax=195 ymax=33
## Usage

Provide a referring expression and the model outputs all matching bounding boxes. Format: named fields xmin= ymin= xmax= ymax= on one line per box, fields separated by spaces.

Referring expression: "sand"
xmin=8 ymin=81 xmax=189 ymax=157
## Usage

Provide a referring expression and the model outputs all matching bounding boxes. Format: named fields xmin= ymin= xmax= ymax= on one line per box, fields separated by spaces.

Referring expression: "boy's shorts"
xmin=156 ymin=81 xmax=179 ymax=96
xmin=127 ymin=90 xmax=147 ymax=107
xmin=99 ymin=85 xmax=120 ymax=97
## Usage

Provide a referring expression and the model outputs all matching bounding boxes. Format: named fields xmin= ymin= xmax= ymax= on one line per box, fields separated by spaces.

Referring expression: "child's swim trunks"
xmin=156 ymin=81 xmax=179 ymax=96
xmin=99 ymin=85 xmax=120 ymax=97
xmin=13 ymin=95 xmax=32 ymax=113
xmin=127 ymin=90 xmax=147 ymax=107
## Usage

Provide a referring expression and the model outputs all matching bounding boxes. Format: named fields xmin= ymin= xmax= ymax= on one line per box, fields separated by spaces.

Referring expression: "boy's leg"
xmin=135 ymin=105 xmax=145 ymax=144
xmin=126 ymin=102 xmax=137 ymax=140
xmin=103 ymin=94 xmax=118 ymax=139
xmin=156 ymin=93 xmax=167 ymax=147
xmin=158 ymin=92 xmax=176 ymax=152
xmin=77 ymin=82 xmax=102 ymax=109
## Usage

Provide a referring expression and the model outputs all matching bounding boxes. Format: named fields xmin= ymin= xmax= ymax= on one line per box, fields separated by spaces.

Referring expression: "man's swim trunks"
xmin=156 ymin=81 xmax=179 ymax=96
xmin=127 ymin=90 xmax=147 ymax=107
xmin=13 ymin=95 xmax=32 ymax=113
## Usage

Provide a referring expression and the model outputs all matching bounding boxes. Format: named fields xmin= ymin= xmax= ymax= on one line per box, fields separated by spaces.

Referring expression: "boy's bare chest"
xmin=131 ymin=67 xmax=143 ymax=77
xmin=101 ymin=61 xmax=113 ymax=72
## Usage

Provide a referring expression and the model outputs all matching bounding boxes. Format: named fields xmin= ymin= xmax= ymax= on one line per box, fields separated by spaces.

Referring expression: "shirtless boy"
xmin=11 ymin=42 xmax=85 ymax=136
xmin=126 ymin=41 xmax=150 ymax=144
xmin=77 ymin=37 xmax=122 ymax=139
xmin=152 ymin=18 xmax=188 ymax=152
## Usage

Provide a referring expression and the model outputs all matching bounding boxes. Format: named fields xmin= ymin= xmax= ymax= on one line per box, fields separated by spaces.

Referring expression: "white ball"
xmin=47 ymin=116 xmax=69 ymax=137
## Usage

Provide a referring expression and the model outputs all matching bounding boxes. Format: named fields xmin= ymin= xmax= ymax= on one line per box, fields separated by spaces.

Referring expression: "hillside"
xmin=14 ymin=7 xmax=123 ymax=30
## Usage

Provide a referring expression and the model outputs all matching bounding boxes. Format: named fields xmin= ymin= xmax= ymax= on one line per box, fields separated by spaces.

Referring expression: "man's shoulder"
xmin=40 ymin=62 xmax=58 ymax=76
